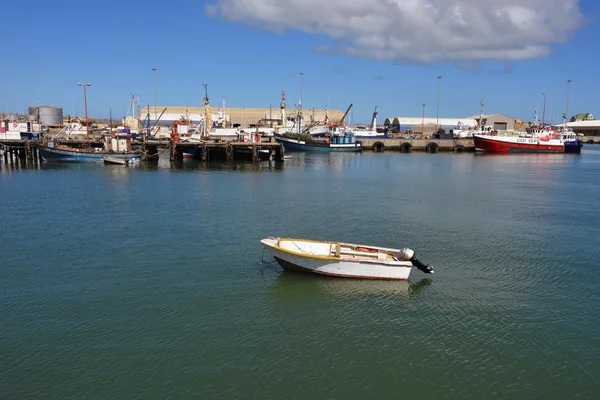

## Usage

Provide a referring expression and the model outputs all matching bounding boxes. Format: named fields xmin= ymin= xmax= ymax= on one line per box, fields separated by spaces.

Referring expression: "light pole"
xmin=565 ymin=79 xmax=572 ymax=128
xmin=541 ymin=91 xmax=547 ymax=126
xmin=436 ymin=76 xmax=442 ymax=131
xmin=298 ymin=72 xmax=304 ymax=134
xmin=77 ymin=82 xmax=91 ymax=143
xmin=421 ymin=103 xmax=425 ymax=138
xmin=152 ymin=68 xmax=157 ymax=123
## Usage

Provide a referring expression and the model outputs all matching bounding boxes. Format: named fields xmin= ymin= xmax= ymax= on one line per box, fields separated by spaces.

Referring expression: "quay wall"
xmin=357 ymin=138 xmax=475 ymax=152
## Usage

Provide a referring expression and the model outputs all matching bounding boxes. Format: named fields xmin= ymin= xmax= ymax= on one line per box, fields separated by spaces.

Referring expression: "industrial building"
xmin=384 ymin=114 xmax=524 ymax=135
xmin=566 ymin=120 xmax=600 ymax=137
xmin=138 ymin=105 xmax=345 ymax=129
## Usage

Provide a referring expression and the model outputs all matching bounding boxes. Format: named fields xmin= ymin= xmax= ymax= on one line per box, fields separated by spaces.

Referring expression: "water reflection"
xmin=0 ymin=158 xmax=284 ymax=173
xmin=267 ymin=271 xmax=432 ymax=302
xmin=0 ymin=158 xmax=42 ymax=172
xmin=143 ymin=155 xmax=285 ymax=172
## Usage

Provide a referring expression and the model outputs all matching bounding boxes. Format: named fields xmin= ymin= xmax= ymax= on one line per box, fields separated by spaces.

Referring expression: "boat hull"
xmin=38 ymin=145 xmax=142 ymax=163
xmin=564 ymin=140 xmax=583 ymax=154
xmin=103 ymin=155 xmax=140 ymax=165
xmin=183 ymin=146 xmax=199 ymax=159
xmin=274 ymin=135 xmax=362 ymax=152
xmin=261 ymin=238 xmax=412 ymax=280
xmin=473 ymin=135 xmax=564 ymax=153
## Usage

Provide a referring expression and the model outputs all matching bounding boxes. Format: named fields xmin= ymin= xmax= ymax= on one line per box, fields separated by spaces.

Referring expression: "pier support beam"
xmin=170 ymin=140 xmax=177 ymax=161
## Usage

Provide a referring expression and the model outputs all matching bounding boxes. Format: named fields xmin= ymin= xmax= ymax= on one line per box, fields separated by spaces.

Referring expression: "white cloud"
xmin=207 ymin=0 xmax=583 ymax=62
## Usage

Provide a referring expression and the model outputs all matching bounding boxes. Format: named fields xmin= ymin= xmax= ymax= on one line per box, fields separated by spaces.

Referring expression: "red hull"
xmin=474 ymin=136 xmax=564 ymax=153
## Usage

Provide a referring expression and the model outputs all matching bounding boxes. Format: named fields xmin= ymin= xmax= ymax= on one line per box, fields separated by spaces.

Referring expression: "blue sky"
xmin=1 ymin=0 xmax=598 ymax=124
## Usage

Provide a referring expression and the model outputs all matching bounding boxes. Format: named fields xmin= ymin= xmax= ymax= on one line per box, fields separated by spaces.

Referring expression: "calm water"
xmin=1 ymin=148 xmax=600 ymax=399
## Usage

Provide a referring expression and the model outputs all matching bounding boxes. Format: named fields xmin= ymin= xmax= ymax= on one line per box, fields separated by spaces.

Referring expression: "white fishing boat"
xmin=260 ymin=237 xmax=433 ymax=280
xmin=348 ymin=106 xmax=387 ymax=138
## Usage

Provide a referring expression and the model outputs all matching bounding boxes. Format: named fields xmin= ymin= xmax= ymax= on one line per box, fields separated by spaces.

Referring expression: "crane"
xmin=339 ymin=104 xmax=353 ymax=126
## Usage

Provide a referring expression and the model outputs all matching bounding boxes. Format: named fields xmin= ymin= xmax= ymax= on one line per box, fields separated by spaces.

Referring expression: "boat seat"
xmin=330 ymin=243 xmax=341 ymax=257
xmin=339 ymin=249 xmax=380 ymax=258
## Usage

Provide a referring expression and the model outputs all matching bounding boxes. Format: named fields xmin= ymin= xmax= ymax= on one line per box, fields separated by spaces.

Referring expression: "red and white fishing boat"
xmin=474 ymin=125 xmax=571 ymax=153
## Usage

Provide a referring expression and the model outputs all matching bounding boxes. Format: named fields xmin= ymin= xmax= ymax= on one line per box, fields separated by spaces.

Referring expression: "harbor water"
xmin=1 ymin=148 xmax=600 ymax=399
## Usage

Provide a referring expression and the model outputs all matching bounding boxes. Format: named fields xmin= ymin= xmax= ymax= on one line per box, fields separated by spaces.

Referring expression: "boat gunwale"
xmin=261 ymin=237 xmax=405 ymax=263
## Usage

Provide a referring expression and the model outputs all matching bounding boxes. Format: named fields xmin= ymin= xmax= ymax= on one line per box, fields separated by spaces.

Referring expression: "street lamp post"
xmin=298 ymin=72 xmax=304 ymax=134
xmin=77 ymin=82 xmax=91 ymax=144
xmin=541 ymin=91 xmax=547 ymax=126
xmin=565 ymin=79 xmax=572 ymax=128
xmin=422 ymin=103 xmax=425 ymax=138
xmin=436 ymin=76 xmax=442 ymax=131
xmin=152 ymin=68 xmax=157 ymax=123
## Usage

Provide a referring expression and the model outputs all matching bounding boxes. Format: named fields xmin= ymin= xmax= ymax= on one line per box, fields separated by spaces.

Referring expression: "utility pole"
xmin=436 ymin=76 xmax=442 ymax=131
xmin=152 ymin=68 xmax=157 ymax=123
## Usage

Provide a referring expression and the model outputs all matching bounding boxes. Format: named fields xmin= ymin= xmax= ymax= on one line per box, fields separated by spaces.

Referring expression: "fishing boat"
xmin=274 ymin=133 xmax=362 ymax=152
xmin=348 ymin=106 xmax=387 ymax=138
xmin=260 ymin=237 xmax=433 ymax=280
xmin=558 ymin=127 xmax=584 ymax=153
xmin=38 ymin=135 xmax=142 ymax=163
xmin=473 ymin=125 xmax=581 ymax=154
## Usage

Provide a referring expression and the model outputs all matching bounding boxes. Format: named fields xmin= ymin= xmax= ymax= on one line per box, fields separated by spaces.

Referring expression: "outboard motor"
xmin=397 ymin=248 xmax=434 ymax=274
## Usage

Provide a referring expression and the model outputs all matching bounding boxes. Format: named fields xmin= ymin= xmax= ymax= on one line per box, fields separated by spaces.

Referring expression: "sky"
xmin=0 ymin=0 xmax=598 ymax=124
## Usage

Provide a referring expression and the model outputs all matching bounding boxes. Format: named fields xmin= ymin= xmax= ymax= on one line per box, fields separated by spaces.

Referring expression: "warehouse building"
xmin=566 ymin=120 xmax=600 ymax=137
xmin=139 ymin=105 xmax=344 ymax=129
xmin=383 ymin=114 xmax=523 ymax=135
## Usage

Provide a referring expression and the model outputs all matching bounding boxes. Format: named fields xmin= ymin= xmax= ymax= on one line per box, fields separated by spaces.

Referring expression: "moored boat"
xmin=473 ymin=125 xmax=575 ymax=153
xmin=102 ymin=155 xmax=140 ymax=165
xmin=38 ymin=135 xmax=142 ymax=163
xmin=274 ymin=133 xmax=362 ymax=152
xmin=348 ymin=106 xmax=387 ymax=139
xmin=260 ymin=237 xmax=433 ymax=280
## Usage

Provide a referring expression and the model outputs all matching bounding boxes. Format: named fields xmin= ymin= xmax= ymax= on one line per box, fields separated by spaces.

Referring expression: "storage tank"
xmin=37 ymin=105 xmax=64 ymax=126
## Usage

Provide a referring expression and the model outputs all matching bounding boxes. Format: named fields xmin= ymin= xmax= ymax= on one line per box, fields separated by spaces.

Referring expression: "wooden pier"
xmin=142 ymin=139 xmax=286 ymax=162
xmin=0 ymin=140 xmax=42 ymax=167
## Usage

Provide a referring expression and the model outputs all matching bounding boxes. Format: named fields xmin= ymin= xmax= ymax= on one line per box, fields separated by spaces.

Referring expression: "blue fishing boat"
xmin=274 ymin=134 xmax=362 ymax=152
xmin=37 ymin=136 xmax=142 ymax=163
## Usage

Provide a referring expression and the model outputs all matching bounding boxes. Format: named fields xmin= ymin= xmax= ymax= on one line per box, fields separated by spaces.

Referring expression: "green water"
xmin=1 ymin=149 xmax=599 ymax=399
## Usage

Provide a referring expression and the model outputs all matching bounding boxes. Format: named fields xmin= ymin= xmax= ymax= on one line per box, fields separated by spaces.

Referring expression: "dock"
xmin=143 ymin=140 xmax=285 ymax=162
xmin=2 ymin=135 xmax=598 ymax=166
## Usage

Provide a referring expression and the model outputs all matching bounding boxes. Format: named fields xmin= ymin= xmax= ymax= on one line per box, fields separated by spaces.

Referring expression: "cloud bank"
xmin=207 ymin=0 xmax=583 ymax=62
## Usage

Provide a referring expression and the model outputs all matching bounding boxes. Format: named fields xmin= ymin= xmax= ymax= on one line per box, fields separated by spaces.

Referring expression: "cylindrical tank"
xmin=37 ymin=105 xmax=64 ymax=126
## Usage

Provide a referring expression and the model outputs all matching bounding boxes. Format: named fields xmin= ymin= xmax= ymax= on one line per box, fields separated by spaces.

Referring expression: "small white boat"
xmin=260 ymin=237 xmax=433 ymax=280
xmin=102 ymin=155 xmax=139 ymax=165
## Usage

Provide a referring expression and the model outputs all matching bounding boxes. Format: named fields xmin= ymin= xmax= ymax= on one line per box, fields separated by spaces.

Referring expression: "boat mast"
xmin=371 ymin=106 xmax=378 ymax=130
xmin=130 ymin=93 xmax=135 ymax=129
xmin=280 ymin=90 xmax=286 ymax=128
xmin=222 ymin=97 xmax=227 ymax=127
xmin=479 ymin=99 xmax=484 ymax=129
xmin=203 ymin=84 xmax=210 ymax=137
xmin=137 ymin=95 xmax=141 ymax=130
